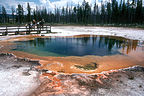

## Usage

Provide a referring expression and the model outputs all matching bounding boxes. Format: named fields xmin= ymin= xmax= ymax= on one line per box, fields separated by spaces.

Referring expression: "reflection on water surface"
xmin=13 ymin=35 xmax=143 ymax=57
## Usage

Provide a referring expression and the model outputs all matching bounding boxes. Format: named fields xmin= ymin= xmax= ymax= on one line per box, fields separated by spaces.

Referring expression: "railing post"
xmin=37 ymin=25 xmax=40 ymax=34
xmin=29 ymin=26 xmax=31 ymax=34
xmin=37 ymin=25 xmax=39 ymax=34
xmin=16 ymin=25 xmax=20 ymax=35
xmin=46 ymin=25 xmax=48 ymax=33
xmin=2 ymin=26 xmax=8 ymax=36
xmin=50 ymin=25 xmax=51 ymax=33
xmin=5 ymin=26 xmax=8 ymax=35
xmin=27 ymin=25 xmax=31 ymax=34
xmin=40 ymin=25 xmax=41 ymax=34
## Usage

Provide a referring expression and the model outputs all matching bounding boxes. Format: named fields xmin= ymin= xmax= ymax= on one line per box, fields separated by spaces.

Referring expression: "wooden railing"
xmin=0 ymin=25 xmax=51 ymax=36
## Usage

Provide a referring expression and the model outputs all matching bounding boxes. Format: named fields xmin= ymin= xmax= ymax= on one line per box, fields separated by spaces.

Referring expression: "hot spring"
xmin=12 ymin=35 xmax=143 ymax=57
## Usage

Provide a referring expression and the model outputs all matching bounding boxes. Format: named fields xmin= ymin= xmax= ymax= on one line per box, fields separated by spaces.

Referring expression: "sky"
xmin=0 ymin=0 xmax=143 ymax=14
xmin=0 ymin=0 xmax=108 ymax=13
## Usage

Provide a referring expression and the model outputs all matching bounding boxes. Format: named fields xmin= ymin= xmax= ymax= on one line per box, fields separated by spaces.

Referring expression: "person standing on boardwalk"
xmin=32 ymin=19 xmax=36 ymax=27
xmin=40 ymin=19 xmax=45 ymax=28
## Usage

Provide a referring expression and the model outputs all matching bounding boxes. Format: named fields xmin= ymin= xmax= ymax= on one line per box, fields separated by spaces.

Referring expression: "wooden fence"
xmin=0 ymin=25 xmax=51 ymax=36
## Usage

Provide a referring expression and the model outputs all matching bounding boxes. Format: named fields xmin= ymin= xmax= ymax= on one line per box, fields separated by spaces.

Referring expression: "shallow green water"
xmin=12 ymin=35 xmax=140 ymax=57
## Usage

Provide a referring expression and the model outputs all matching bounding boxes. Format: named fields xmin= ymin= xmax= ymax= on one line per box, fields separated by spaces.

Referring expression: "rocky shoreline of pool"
xmin=0 ymin=53 xmax=144 ymax=96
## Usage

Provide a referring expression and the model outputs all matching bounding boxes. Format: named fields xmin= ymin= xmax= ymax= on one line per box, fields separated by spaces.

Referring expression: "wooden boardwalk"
xmin=0 ymin=25 xmax=51 ymax=36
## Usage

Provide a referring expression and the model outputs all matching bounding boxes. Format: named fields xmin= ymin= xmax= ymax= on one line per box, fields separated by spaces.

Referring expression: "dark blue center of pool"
xmin=13 ymin=36 xmax=138 ymax=56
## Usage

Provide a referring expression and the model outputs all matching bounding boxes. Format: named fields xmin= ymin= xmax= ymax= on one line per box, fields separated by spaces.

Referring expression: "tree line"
xmin=0 ymin=0 xmax=144 ymax=25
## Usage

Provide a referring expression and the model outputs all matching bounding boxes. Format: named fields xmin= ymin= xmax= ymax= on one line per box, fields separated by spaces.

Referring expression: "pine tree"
xmin=16 ymin=4 xmax=24 ymax=24
xmin=121 ymin=0 xmax=127 ymax=23
xmin=126 ymin=0 xmax=130 ymax=23
xmin=62 ymin=7 xmax=65 ymax=23
xmin=101 ymin=1 xmax=105 ymax=24
xmin=106 ymin=1 xmax=112 ymax=23
xmin=85 ymin=2 xmax=91 ymax=24
xmin=66 ymin=4 xmax=69 ymax=23
xmin=11 ymin=6 xmax=15 ymax=23
xmin=1 ymin=0 xmax=144 ymax=25
xmin=135 ymin=0 xmax=143 ymax=23
xmin=40 ymin=7 xmax=47 ymax=22
xmin=0 ymin=6 xmax=2 ymax=23
xmin=77 ymin=3 xmax=81 ymax=23
xmin=93 ymin=1 xmax=97 ymax=24
xmin=27 ymin=3 xmax=31 ymax=22
xmin=73 ymin=6 xmax=77 ymax=23
xmin=36 ymin=6 xmax=41 ymax=21
xmin=69 ymin=6 xmax=72 ymax=23
xmin=112 ymin=0 xmax=119 ymax=23
xmin=33 ymin=9 xmax=37 ymax=21
xmin=2 ymin=6 xmax=7 ymax=23
xmin=43 ymin=8 xmax=47 ymax=22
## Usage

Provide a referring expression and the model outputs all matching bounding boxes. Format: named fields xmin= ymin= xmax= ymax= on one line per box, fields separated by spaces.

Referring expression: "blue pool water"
xmin=12 ymin=35 xmax=139 ymax=57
